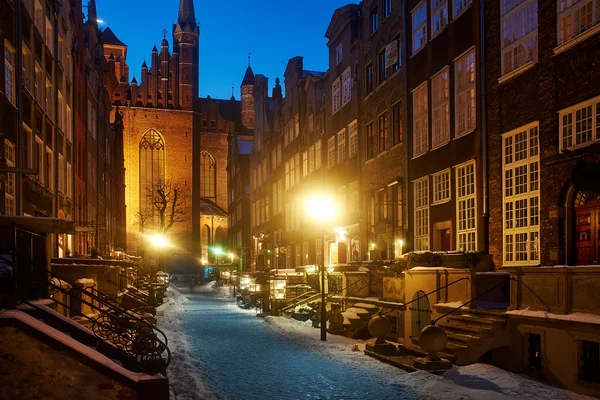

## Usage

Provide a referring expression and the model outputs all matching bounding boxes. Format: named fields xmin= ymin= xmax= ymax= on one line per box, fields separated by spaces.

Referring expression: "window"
xmin=332 ymin=78 xmax=341 ymax=114
xmin=378 ymin=50 xmax=387 ymax=84
xmin=4 ymin=140 xmax=15 ymax=215
xmin=432 ymin=67 xmax=450 ymax=147
xmin=4 ymin=41 xmax=15 ymax=105
xmin=366 ymin=123 xmax=375 ymax=160
xmin=432 ymin=0 xmax=448 ymax=35
xmin=580 ymin=340 xmax=600 ymax=383
xmin=503 ymin=122 xmax=540 ymax=265
xmin=384 ymin=0 xmax=393 ymax=17
xmin=456 ymin=160 xmax=476 ymax=251
xmin=58 ymin=154 xmax=65 ymax=194
xmin=349 ymin=121 xmax=359 ymax=158
xmin=413 ymin=82 xmax=429 ymax=157
xmin=365 ymin=63 xmax=374 ymax=95
xmin=336 ymin=43 xmax=343 ymax=65
xmin=45 ymin=147 xmax=54 ymax=191
xmin=378 ymin=113 xmax=387 ymax=153
xmin=337 ymin=129 xmax=347 ymax=164
xmin=328 ymin=136 xmax=336 ymax=168
xmin=308 ymin=144 xmax=315 ymax=173
xmin=376 ymin=189 xmax=388 ymax=221
xmin=35 ymin=137 xmax=44 ymax=184
xmin=302 ymin=151 xmax=308 ymax=177
xmin=386 ymin=36 xmax=402 ymax=75
xmin=342 ymin=68 xmax=352 ymax=106
xmin=66 ymin=162 xmax=72 ymax=198
xmin=432 ymin=169 xmax=450 ymax=204
xmin=414 ymin=177 xmax=429 ymax=250
xmin=559 ymin=95 xmax=600 ymax=151
xmin=412 ymin=2 xmax=427 ymax=54
xmin=22 ymin=43 xmax=33 ymax=92
xmin=315 ymin=140 xmax=322 ymax=170
xmin=139 ymin=129 xmax=165 ymax=216
xmin=454 ymin=0 xmax=472 ymax=17
xmin=294 ymin=114 xmax=300 ymax=139
xmin=455 ymin=49 xmax=476 ymax=137
xmin=370 ymin=8 xmax=379 ymax=33
xmin=392 ymin=102 xmax=403 ymax=145
xmin=284 ymin=161 xmax=290 ymax=189
xmin=558 ymin=0 xmax=599 ymax=45
xmin=501 ymin=0 xmax=538 ymax=75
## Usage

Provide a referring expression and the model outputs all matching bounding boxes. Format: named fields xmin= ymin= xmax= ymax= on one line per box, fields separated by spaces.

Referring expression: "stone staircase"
xmin=342 ymin=302 xmax=379 ymax=339
xmin=407 ymin=307 xmax=509 ymax=365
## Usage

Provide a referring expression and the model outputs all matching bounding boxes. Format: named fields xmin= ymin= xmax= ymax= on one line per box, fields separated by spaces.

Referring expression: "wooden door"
xmin=410 ymin=290 xmax=431 ymax=338
xmin=575 ymin=193 xmax=600 ymax=265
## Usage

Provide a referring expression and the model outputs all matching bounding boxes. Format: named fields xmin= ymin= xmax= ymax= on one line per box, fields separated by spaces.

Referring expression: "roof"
xmin=302 ymin=70 xmax=325 ymax=78
xmin=198 ymin=199 xmax=227 ymax=217
xmin=237 ymin=139 xmax=253 ymax=155
xmin=0 ymin=215 xmax=75 ymax=234
xmin=102 ymin=27 xmax=126 ymax=47
xmin=241 ymin=66 xmax=255 ymax=86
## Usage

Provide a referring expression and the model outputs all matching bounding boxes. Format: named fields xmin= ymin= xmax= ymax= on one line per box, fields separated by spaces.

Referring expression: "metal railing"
xmin=47 ymin=270 xmax=171 ymax=373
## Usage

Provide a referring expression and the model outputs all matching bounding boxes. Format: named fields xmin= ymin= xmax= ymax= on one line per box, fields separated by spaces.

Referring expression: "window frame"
xmin=365 ymin=62 xmax=374 ymax=96
xmin=378 ymin=112 xmax=388 ymax=153
xmin=392 ymin=101 xmax=403 ymax=145
xmin=454 ymin=0 xmax=473 ymax=18
xmin=500 ymin=0 xmax=538 ymax=76
xmin=412 ymin=81 xmax=429 ymax=158
xmin=328 ymin=136 xmax=336 ymax=169
xmin=414 ymin=176 xmax=430 ymax=251
xmin=384 ymin=0 xmax=393 ymax=18
xmin=349 ymin=120 xmax=359 ymax=158
xmin=455 ymin=48 xmax=476 ymax=138
xmin=336 ymin=43 xmax=343 ymax=65
xmin=432 ymin=168 xmax=451 ymax=205
xmin=342 ymin=67 xmax=352 ymax=106
xmin=455 ymin=160 xmax=477 ymax=251
xmin=559 ymin=95 xmax=600 ymax=152
xmin=557 ymin=0 xmax=600 ymax=47
xmin=370 ymin=7 xmax=379 ymax=33
xmin=337 ymin=128 xmax=347 ymax=164
xmin=366 ymin=122 xmax=375 ymax=160
xmin=412 ymin=2 xmax=428 ymax=55
xmin=4 ymin=40 xmax=16 ymax=105
xmin=431 ymin=66 xmax=450 ymax=148
xmin=432 ymin=0 xmax=449 ymax=37
xmin=332 ymin=77 xmax=341 ymax=115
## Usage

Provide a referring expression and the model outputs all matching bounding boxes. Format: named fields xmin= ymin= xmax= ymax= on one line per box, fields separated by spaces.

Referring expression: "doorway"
xmin=410 ymin=290 xmax=431 ymax=338
xmin=433 ymin=221 xmax=452 ymax=251
xmin=574 ymin=192 xmax=600 ymax=265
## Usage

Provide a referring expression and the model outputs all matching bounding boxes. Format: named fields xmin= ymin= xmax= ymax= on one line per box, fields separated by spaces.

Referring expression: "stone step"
xmin=352 ymin=303 xmax=379 ymax=314
xmin=448 ymin=314 xmax=506 ymax=327
xmin=438 ymin=321 xmax=493 ymax=337
xmin=446 ymin=331 xmax=481 ymax=344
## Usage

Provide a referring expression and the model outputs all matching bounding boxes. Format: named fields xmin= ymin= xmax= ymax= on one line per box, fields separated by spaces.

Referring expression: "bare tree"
xmin=135 ymin=211 xmax=152 ymax=233
xmin=147 ymin=181 xmax=186 ymax=234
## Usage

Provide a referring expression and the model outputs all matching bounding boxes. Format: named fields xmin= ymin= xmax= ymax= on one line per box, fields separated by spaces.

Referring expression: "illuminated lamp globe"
xmin=368 ymin=315 xmax=392 ymax=344
xmin=418 ymin=323 xmax=448 ymax=361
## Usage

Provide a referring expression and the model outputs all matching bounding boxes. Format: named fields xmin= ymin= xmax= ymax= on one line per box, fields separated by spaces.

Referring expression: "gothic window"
xmin=139 ymin=129 xmax=165 ymax=217
xmin=200 ymin=151 xmax=216 ymax=199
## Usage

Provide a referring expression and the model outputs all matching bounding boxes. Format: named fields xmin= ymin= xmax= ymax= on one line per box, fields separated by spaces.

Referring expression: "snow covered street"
xmin=158 ymin=283 xmax=591 ymax=400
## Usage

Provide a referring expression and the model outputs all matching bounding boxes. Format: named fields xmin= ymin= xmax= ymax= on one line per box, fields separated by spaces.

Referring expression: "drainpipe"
xmin=479 ymin=0 xmax=489 ymax=254
xmin=402 ymin=0 xmax=410 ymax=251
xmin=16 ymin=0 xmax=23 ymax=216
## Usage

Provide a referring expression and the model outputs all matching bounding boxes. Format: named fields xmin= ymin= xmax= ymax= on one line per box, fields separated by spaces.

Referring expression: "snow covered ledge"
xmin=507 ymin=265 xmax=600 ymax=316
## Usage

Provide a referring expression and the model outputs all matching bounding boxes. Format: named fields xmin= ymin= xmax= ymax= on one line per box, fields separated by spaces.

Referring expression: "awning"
xmin=0 ymin=215 xmax=75 ymax=234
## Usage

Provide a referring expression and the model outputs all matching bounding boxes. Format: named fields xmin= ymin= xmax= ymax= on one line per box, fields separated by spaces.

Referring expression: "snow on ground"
xmin=159 ymin=283 xmax=591 ymax=400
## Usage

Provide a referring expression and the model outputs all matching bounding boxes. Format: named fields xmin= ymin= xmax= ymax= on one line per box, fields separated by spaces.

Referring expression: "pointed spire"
xmin=131 ymin=76 xmax=138 ymax=85
xmin=87 ymin=0 xmax=98 ymax=25
xmin=108 ymin=53 xmax=115 ymax=61
xmin=152 ymin=44 xmax=158 ymax=52
xmin=178 ymin=0 xmax=196 ymax=26
xmin=241 ymin=65 xmax=254 ymax=86
xmin=142 ymin=60 xmax=148 ymax=68
xmin=120 ymin=75 xmax=127 ymax=83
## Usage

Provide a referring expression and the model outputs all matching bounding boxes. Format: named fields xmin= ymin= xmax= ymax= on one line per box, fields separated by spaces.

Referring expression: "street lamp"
xmin=145 ymin=234 xmax=171 ymax=271
xmin=212 ymin=246 xmax=224 ymax=264
xmin=306 ymin=196 xmax=337 ymax=342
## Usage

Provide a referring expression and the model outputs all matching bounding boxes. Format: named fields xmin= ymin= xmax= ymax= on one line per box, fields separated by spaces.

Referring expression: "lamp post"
xmin=146 ymin=234 xmax=170 ymax=271
xmin=306 ymin=196 xmax=337 ymax=342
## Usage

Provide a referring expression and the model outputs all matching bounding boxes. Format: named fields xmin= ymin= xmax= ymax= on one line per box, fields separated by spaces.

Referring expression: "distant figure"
xmin=65 ymin=248 xmax=71 ymax=258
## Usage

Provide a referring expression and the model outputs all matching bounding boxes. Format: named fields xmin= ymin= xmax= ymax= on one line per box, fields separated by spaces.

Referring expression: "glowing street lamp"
xmin=305 ymin=195 xmax=337 ymax=342
xmin=228 ymin=252 xmax=235 ymax=264
xmin=147 ymin=234 xmax=170 ymax=248
xmin=212 ymin=247 xmax=224 ymax=263
xmin=397 ymin=239 xmax=404 ymax=258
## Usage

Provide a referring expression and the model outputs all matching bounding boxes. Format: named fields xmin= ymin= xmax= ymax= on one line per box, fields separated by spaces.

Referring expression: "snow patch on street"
xmin=159 ymin=283 xmax=592 ymax=400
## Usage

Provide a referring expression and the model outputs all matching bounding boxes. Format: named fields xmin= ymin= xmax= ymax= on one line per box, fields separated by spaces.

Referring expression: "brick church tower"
xmin=173 ymin=0 xmax=199 ymax=110
xmin=241 ymin=64 xmax=255 ymax=129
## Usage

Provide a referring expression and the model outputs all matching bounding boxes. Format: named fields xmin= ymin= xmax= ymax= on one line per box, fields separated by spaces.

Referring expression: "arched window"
xmin=200 ymin=151 xmax=216 ymax=199
xmin=139 ymin=129 xmax=165 ymax=217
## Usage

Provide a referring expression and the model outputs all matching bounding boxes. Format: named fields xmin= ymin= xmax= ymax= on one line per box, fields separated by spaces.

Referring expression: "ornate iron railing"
xmin=47 ymin=271 xmax=171 ymax=374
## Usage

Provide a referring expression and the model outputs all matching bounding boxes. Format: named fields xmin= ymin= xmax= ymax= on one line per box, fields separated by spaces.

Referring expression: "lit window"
xmin=414 ymin=176 xmax=429 ymax=251
xmin=337 ymin=129 xmax=346 ymax=164
xmin=559 ymin=95 xmax=600 ymax=151
xmin=503 ymin=122 xmax=540 ymax=265
xmin=315 ymin=140 xmax=322 ymax=170
xmin=431 ymin=66 xmax=450 ymax=147
xmin=342 ymin=68 xmax=352 ymax=106
xmin=392 ymin=102 xmax=403 ymax=145
xmin=139 ymin=129 xmax=165 ymax=217
xmin=412 ymin=2 xmax=427 ymax=54
xmin=4 ymin=140 xmax=16 ymax=215
xmin=413 ymin=82 xmax=428 ymax=157
xmin=328 ymin=136 xmax=336 ymax=169
xmin=432 ymin=169 xmax=450 ymax=205
xmin=3 ymin=41 xmax=15 ymax=105
xmin=378 ymin=113 xmax=387 ymax=153
xmin=456 ymin=160 xmax=477 ymax=251
xmin=302 ymin=151 xmax=308 ymax=177
xmin=332 ymin=78 xmax=341 ymax=114
xmin=558 ymin=0 xmax=599 ymax=46
xmin=349 ymin=120 xmax=359 ymax=158
xmin=432 ymin=0 xmax=448 ymax=35
xmin=455 ymin=49 xmax=476 ymax=137
xmin=366 ymin=123 xmax=375 ymax=160
xmin=501 ymin=0 xmax=538 ymax=75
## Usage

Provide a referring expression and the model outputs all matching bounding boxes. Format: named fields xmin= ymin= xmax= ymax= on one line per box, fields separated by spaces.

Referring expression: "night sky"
xmin=95 ymin=0 xmax=356 ymax=99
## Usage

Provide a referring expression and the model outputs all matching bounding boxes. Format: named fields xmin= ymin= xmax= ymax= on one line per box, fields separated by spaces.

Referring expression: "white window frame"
xmin=308 ymin=145 xmax=315 ymax=173
xmin=557 ymin=0 xmax=600 ymax=48
xmin=36 ymin=137 xmax=44 ymax=184
xmin=413 ymin=81 xmax=429 ymax=158
xmin=414 ymin=176 xmax=430 ymax=251
xmin=456 ymin=160 xmax=477 ymax=251
xmin=559 ymin=95 xmax=600 ymax=152
xmin=432 ymin=0 xmax=448 ymax=37
xmin=455 ymin=48 xmax=476 ymax=137
xmin=328 ymin=136 xmax=336 ymax=169
xmin=332 ymin=78 xmax=341 ymax=115
xmin=342 ymin=68 xmax=352 ymax=106
xmin=349 ymin=120 xmax=359 ymax=158
xmin=4 ymin=140 xmax=16 ymax=215
xmin=431 ymin=66 xmax=450 ymax=148
xmin=502 ymin=122 xmax=540 ymax=266
xmin=337 ymin=129 xmax=347 ymax=164
xmin=501 ymin=0 xmax=538 ymax=76
xmin=66 ymin=162 xmax=72 ymax=198
xmin=432 ymin=168 xmax=451 ymax=205
xmin=454 ymin=0 xmax=473 ymax=18
xmin=336 ymin=43 xmax=343 ymax=65
xmin=412 ymin=2 xmax=428 ymax=55
xmin=302 ymin=151 xmax=308 ymax=177
xmin=4 ymin=40 xmax=16 ymax=105
xmin=315 ymin=140 xmax=322 ymax=170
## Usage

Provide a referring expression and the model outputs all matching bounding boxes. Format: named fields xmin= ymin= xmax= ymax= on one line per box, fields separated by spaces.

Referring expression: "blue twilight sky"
xmin=95 ymin=0 xmax=357 ymax=99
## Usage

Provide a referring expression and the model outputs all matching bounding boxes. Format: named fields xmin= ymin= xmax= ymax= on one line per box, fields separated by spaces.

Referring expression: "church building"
xmin=103 ymin=0 xmax=253 ymax=260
